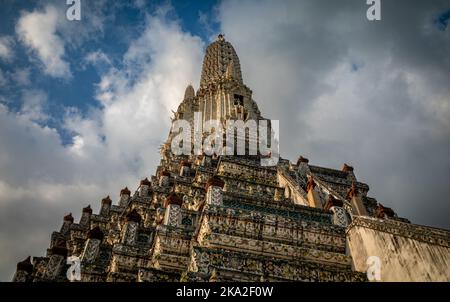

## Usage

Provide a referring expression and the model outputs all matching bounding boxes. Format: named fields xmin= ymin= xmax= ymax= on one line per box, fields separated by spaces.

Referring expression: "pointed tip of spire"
xmin=200 ymin=34 xmax=243 ymax=87
xmin=184 ymin=84 xmax=195 ymax=100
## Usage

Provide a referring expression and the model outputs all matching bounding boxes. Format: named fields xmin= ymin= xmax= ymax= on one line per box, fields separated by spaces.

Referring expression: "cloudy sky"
xmin=0 ymin=0 xmax=449 ymax=280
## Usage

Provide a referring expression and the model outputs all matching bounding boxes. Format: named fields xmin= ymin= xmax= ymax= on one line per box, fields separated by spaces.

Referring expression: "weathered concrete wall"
xmin=347 ymin=216 xmax=450 ymax=281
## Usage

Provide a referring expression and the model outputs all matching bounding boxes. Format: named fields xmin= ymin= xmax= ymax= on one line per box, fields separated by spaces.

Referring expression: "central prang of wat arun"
xmin=13 ymin=35 xmax=450 ymax=282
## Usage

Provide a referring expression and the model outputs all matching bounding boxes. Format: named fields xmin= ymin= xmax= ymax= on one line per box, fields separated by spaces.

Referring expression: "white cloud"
xmin=82 ymin=50 xmax=112 ymax=69
xmin=19 ymin=89 xmax=49 ymax=122
xmin=0 ymin=68 xmax=31 ymax=89
xmin=12 ymin=0 xmax=117 ymax=78
xmin=77 ymin=10 xmax=204 ymax=178
xmin=0 ymin=36 xmax=14 ymax=61
xmin=11 ymin=68 xmax=31 ymax=86
xmin=16 ymin=5 xmax=71 ymax=78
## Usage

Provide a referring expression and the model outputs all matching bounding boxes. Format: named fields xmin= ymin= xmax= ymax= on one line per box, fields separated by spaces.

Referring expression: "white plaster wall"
xmin=347 ymin=222 xmax=450 ymax=281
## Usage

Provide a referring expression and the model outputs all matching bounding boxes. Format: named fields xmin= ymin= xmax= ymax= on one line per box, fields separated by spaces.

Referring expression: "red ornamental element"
xmin=88 ymin=226 xmax=104 ymax=241
xmin=120 ymin=187 xmax=131 ymax=196
xmin=82 ymin=205 xmax=93 ymax=214
xmin=306 ymin=177 xmax=316 ymax=192
xmin=102 ymin=196 xmax=112 ymax=205
xmin=297 ymin=156 xmax=309 ymax=165
xmin=181 ymin=161 xmax=191 ymax=167
xmin=346 ymin=182 xmax=359 ymax=200
xmin=126 ymin=209 xmax=142 ymax=223
xmin=205 ymin=176 xmax=225 ymax=190
xmin=156 ymin=216 xmax=164 ymax=225
xmin=324 ymin=195 xmax=343 ymax=211
xmin=164 ymin=192 xmax=183 ymax=207
xmin=342 ymin=163 xmax=354 ymax=173
xmin=63 ymin=213 xmax=74 ymax=223
xmin=160 ymin=170 xmax=171 ymax=177
xmin=140 ymin=178 xmax=151 ymax=186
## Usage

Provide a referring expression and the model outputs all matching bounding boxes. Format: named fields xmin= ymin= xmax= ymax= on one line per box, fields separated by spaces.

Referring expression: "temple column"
xmin=60 ymin=213 xmax=74 ymax=236
xmin=159 ymin=171 xmax=170 ymax=187
xmin=202 ymin=98 xmax=206 ymax=125
xmin=79 ymin=205 xmax=92 ymax=228
xmin=274 ymin=187 xmax=283 ymax=201
xmin=139 ymin=177 xmax=151 ymax=196
xmin=119 ymin=187 xmax=131 ymax=207
xmin=100 ymin=196 xmax=112 ymax=216
xmin=122 ymin=209 xmax=141 ymax=245
xmin=205 ymin=176 xmax=225 ymax=206
xmin=180 ymin=161 xmax=191 ymax=177
xmin=227 ymin=92 xmax=231 ymax=117
xmin=210 ymin=92 xmax=213 ymax=121
xmin=81 ymin=226 xmax=104 ymax=263
xmin=163 ymin=193 xmax=183 ymax=227
xmin=44 ymin=240 xmax=68 ymax=280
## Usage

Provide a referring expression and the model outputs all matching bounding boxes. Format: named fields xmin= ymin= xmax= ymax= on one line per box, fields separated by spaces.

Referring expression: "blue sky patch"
xmin=435 ymin=10 xmax=450 ymax=30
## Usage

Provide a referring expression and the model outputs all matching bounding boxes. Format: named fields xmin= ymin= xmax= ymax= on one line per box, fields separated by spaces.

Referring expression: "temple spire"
xmin=199 ymin=34 xmax=243 ymax=87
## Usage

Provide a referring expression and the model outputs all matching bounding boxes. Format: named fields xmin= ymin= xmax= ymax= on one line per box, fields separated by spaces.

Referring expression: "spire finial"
xmin=217 ymin=34 xmax=225 ymax=41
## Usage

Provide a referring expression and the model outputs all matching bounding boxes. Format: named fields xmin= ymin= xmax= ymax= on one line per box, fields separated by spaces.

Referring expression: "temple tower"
xmin=174 ymin=34 xmax=262 ymax=127
xmin=11 ymin=34 xmax=450 ymax=283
